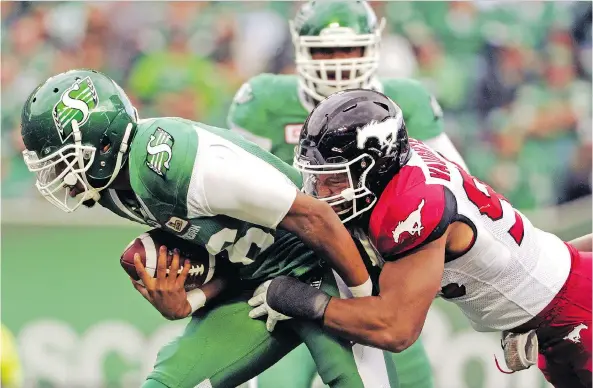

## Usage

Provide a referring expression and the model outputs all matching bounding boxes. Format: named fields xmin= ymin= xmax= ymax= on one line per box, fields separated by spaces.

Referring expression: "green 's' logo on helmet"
xmin=52 ymin=76 xmax=99 ymax=143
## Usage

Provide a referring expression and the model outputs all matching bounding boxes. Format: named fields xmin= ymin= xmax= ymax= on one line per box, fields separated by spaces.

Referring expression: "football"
xmin=120 ymin=228 xmax=215 ymax=291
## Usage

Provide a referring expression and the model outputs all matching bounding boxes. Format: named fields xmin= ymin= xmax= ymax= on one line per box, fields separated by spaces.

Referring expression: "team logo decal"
xmin=356 ymin=116 xmax=401 ymax=151
xmin=233 ymin=82 xmax=253 ymax=104
xmin=146 ymin=127 xmax=174 ymax=178
xmin=52 ymin=76 xmax=99 ymax=143
xmin=292 ymin=2 xmax=314 ymax=31
xmin=165 ymin=217 xmax=189 ymax=233
xmin=284 ymin=123 xmax=303 ymax=144
xmin=563 ymin=323 xmax=588 ymax=344
xmin=392 ymin=199 xmax=425 ymax=243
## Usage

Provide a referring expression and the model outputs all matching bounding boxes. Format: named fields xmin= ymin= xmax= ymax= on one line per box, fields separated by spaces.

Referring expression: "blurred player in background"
xmin=19 ymin=69 xmax=400 ymax=388
xmin=227 ymin=1 xmax=469 ymax=387
xmin=1 ymin=324 xmax=23 ymax=388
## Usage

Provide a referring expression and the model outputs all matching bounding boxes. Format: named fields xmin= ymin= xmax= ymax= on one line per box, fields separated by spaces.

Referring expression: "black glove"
xmin=267 ymin=276 xmax=332 ymax=321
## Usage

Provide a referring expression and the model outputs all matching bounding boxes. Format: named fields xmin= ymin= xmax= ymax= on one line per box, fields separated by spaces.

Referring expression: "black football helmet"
xmin=293 ymin=89 xmax=410 ymax=223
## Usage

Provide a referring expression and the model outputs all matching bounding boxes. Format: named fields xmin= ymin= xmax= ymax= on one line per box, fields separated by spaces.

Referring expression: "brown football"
xmin=120 ymin=228 xmax=215 ymax=291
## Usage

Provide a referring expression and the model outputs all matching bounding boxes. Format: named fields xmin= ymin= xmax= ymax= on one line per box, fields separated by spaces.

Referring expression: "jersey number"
xmin=207 ymin=227 xmax=275 ymax=265
xmin=459 ymin=168 xmax=525 ymax=245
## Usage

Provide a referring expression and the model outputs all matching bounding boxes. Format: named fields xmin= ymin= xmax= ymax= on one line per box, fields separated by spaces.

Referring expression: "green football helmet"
xmin=21 ymin=69 xmax=137 ymax=212
xmin=290 ymin=0 xmax=385 ymax=102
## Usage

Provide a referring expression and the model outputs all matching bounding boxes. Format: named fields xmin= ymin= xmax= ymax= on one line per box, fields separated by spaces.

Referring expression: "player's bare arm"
xmin=568 ymin=233 xmax=592 ymax=252
xmin=257 ymin=231 xmax=448 ymax=353
xmin=279 ymin=190 xmax=370 ymax=288
xmin=323 ymin=234 xmax=447 ymax=352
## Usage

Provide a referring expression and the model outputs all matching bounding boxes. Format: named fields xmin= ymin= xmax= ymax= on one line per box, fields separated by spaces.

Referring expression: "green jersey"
xmin=98 ymin=117 xmax=318 ymax=282
xmin=227 ymin=74 xmax=444 ymax=164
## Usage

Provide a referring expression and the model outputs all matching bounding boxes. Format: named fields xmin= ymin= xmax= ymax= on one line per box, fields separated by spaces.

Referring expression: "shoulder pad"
xmin=381 ymin=78 xmax=435 ymax=110
xmin=381 ymin=77 xmax=425 ymax=95
xmin=129 ymin=118 xmax=197 ymax=221
xmin=232 ymin=73 xmax=286 ymax=105
xmin=369 ymin=175 xmax=456 ymax=259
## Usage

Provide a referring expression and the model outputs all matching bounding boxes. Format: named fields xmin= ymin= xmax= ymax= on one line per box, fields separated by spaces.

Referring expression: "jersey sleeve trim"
xmin=445 ymin=213 xmax=477 ymax=263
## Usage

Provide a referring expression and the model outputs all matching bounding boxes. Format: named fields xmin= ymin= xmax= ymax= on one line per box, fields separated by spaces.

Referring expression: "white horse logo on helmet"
xmin=356 ymin=116 xmax=402 ymax=151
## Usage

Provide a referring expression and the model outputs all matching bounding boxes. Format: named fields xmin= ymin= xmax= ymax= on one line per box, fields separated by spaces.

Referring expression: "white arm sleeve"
xmin=186 ymin=129 xmax=297 ymax=229
xmin=423 ymin=133 xmax=470 ymax=172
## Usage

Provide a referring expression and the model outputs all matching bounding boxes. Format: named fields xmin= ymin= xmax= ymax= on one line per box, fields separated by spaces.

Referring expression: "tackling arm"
xmin=323 ymin=234 xmax=446 ymax=352
xmin=264 ymin=232 xmax=447 ymax=352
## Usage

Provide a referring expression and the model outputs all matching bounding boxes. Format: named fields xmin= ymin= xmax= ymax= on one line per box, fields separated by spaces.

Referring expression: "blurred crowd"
xmin=2 ymin=1 xmax=591 ymax=209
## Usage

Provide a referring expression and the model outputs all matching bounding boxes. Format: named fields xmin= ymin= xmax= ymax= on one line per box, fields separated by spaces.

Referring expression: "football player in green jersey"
xmin=228 ymin=0 xmax=467 ymax=172
xmin=20 ymin=69 xmax=399 ymax=388
xmin=227 ymin=2 xmax=469 ymax=388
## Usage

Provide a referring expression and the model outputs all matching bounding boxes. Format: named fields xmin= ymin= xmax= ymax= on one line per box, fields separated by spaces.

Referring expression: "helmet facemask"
xmin=291 ymin=19 xmax=385 ymax=102
xmin=294 ymin=153 xmax=377 ymax=223
xmin=23 ymin=119 xmax=133 ymax=212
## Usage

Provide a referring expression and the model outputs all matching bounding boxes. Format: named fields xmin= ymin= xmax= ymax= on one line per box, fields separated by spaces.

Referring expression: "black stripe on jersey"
xmin=444 ymin=215 xmax=477 ymax=263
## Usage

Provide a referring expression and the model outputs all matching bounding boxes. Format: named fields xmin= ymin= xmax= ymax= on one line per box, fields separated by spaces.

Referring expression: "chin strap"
xmin=95 ymin=122 xmax=133 ymax=192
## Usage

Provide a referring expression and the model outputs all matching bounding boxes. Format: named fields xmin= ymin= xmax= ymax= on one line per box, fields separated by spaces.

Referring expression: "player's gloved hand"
xmin=132 ymin=245 xmax=193 ymax=320
xmin=248 ymin=280 xmax=293 ymax=332
xmin=248 ymin=276 xmax=331 ymax=330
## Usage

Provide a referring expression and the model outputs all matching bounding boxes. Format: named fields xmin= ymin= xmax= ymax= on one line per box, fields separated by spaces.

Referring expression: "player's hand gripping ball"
xmin=120 ymin=228 xmax=215 ymax=291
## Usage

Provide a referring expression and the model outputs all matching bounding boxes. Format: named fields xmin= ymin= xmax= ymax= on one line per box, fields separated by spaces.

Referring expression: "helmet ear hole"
xmin=373 ymin=102 xmax=389 ymax=111
xmin=99 ymin=134 xmax=112 ymax=154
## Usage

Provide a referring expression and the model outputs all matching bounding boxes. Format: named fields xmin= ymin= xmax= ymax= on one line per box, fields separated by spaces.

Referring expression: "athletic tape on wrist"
xmin=187 ymin=288 xmax=207 ymax=314
xmin=348 ymin=277 xmax=372 ymax=297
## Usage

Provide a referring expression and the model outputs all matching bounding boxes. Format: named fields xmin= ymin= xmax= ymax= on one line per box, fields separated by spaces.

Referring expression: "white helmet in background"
xmin=290 ymin=0 xmax=386 ymax=102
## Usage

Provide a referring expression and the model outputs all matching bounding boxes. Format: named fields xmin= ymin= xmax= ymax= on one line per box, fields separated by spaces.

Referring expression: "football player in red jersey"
xmin=249 ymin=89 xmax=592 ymax=388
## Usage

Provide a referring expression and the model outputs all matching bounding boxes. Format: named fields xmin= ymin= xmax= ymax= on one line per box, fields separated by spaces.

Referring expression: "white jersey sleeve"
xmin=185 ymin=129 xmax=298 ymax=229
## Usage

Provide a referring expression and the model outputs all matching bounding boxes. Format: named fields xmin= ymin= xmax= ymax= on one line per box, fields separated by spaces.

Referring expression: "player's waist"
xmin=509 ymin=241 xmax=578 ymax=333
xmin=448 ymin=231 xmax=572 ymax=331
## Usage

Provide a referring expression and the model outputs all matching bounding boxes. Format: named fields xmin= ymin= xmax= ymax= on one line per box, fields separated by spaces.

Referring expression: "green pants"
xmin=254 ymin=254 xmax=432 ymax=388
xmin=255 ymin=337 xmax=432 ymax=388
xmin=144 ymin=269 xmax=399 ymax=388
xmin=255 ymin=285 xmax=433 ymax=388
